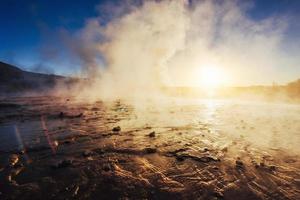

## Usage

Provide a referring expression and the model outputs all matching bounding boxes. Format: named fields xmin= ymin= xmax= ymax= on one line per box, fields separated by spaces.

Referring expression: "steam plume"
xmin=69 ymin=0 xmax=297 ymax=100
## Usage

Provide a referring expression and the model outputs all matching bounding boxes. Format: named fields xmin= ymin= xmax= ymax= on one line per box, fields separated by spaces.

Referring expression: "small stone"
xmin=76 ymin=113 xmax=83 ymax=118
xmin=269 ymin=165 xmax=276 ymax=171
xmin=196 ymin=156 xmax=220 ymax=162
xmin=221 ymin=147 xmax=228 ymax=152
xmin=73 ymin=186 xmax=79 ymax=196
xmin=148 ymin=131 xmax=156 ymax=137
xmin=63 ymin=139 xmax=74 ymax=144
xmin=203 ymin=147 xmax=209 ymax=152
xmin=52 ymin=159 xmax=73 ymax=169
xmin=53 ymin=140 xmax=59 ymax=147
xmin=93 ymin=148 xmax=105 ymax=154
xmin=9 ymin=154 xmax=19 ymax=167
xmin=91 ymin=107 xmax=99 ymax=111
xmin=82 ymin=150 xmax=93 ymax=157
xmin=143 ymin=147 xmax=157 ymax=154
xmin=214 ymin=191 xmax=224 ymax=198
xmin=236 ymin=160 xmax=244 ymax=169
xmin=76 ymin=136 xmax=92 ymax=143
xmin=176 ymin=155 xmax=185 ymax=161
xmin=59 ymin=112 xmax=64 ymax=118
xmin=103 ymin=164 xmax=111 ymax=171
xmin=19 ymin=150 xmax=26 ymax=155
xmin=7 ymin=175 xmax=12 ymax=182
xmin=112 ymin=126 xmax=121 ymax=132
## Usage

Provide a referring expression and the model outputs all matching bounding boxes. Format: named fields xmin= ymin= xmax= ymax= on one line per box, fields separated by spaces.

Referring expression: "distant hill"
xmin=0 ymin=61 xmax=78 ymax=94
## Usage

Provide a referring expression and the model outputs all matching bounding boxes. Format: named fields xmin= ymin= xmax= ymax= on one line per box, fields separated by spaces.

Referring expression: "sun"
xmin=199 ymin=65 xmax=225 ymax=88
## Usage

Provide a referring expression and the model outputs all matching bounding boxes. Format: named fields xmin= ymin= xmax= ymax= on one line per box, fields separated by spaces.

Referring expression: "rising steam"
xmin=65 ymin=0 xmax=297 ymax=101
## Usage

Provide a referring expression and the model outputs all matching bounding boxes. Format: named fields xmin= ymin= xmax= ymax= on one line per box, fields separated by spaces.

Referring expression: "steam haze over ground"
xmin=1 ymin=1 xmax=300 ymax=199
xmin=56 ymin=0 xmax=300 ymax=101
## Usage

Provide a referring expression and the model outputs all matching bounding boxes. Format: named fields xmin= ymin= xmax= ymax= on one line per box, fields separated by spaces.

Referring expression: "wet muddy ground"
xmin=0 ymin=96 xmax=300 ymax=200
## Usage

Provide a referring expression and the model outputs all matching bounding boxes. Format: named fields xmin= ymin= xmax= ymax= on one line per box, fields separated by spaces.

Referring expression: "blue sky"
xmin=0 ymin=0 xmax=300 ymax=76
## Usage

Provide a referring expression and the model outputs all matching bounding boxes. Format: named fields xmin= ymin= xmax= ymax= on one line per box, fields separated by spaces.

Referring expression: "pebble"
xmin=143 ymin=147 xmax=157 ymax=154
xmin=175 ymin=155 xmax=185 ymax=161
xmin=9 ymin=154 xmax=19 ymax=167
xmin=236 ymin=160 xmax=244 ymax=169
xmin=269 ymin=165 xmax=276 ymax=171
xmin=93 ymin=148 xmax=105 ymax=154
xmin=53 ymin=140 xmax=59 ymax=147
xmin=148 ymin=131 xmax=156 ymax=137
xmin=112 ymin=126 xmax=121 ymax=132
xmin=82 ymin=150 xmax=94 ymax=157
xmin=73 ymin=186 xmax=79 ymax=196
xmin=51 ymin=159 xmax=73 ymax=169
xmin=103 ymin=163 xmax=112 ymax=171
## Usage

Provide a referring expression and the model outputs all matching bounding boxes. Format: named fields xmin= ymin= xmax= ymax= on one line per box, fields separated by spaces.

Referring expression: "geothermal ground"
xmin=0 ymin=96 xmax=300 ymax=200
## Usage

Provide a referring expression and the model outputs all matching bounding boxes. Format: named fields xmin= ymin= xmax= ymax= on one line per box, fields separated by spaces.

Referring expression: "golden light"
xmin=199 ymin=65 xmax=226 ymax=89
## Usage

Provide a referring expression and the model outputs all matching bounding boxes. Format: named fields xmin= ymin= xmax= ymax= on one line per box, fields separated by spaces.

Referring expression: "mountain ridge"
xmin=0 ymin=61 xmax=72 ymax=94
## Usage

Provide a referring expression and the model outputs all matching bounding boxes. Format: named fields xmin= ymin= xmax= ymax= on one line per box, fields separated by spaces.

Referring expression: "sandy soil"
xmin=0 ymin=96 xmax=299 ymax=200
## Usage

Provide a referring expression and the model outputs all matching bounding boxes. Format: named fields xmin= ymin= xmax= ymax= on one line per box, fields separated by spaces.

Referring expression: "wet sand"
xmin=0 ymin=96 xmax=300 ymax=200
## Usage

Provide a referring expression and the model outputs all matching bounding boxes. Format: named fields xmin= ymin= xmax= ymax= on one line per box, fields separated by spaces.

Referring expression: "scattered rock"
xmin=74 ymin=113 xmax=84 ymax=118
xmin=221 ymin=147 xmax=228 ymax=152
xmin=51 ymin=159 xmax=73 ymax=169
xmin=93 ymin=148 xmax=105 ymax=155
xmin=27 ymin=145 xmax=52 ymax=153
xmin=194 ymin=156 xmax=220 ymax=163
xmin=268 ymin=165 xmax=276 ymax=171
xmin=18 ymin=150 xmax=26 ymax=155
xmin=143 ymin=147 xmax=157 ymax=154
xmin=148 ymin=131 xmax=156 ymax=137
xmin=9 ymin=154 xmax=19 ymax=167
xmin=59 ymin=112 xmax=83 ymax=119
xmin=259 ymin=162 xmax=265 ymax=167
xmin=73 ymin=186 xmax=79 ymax=196
xmin=76 ymin=136 xmax=92 ymax=143
xmin=112 ymin=126 xmax=121 ymax=132
xmin=59 ymin=112 xmax=64 ymax=118
xmin=82 ymin=150 xmax=94 ymax=157
xmin=7 ymin=175 xmax=12 ymax=182
xmin=236 ymin=160 xmax=244 ymax=169
xmin=284 ymin=158 xmax=296 ymax=163
xmin=175 ymin=155 xmax=185 ymax=161
xmin=53 ymin=140 xmax=59 ymax=147
xmin=7 ymin=174 xmax=18 ymax=185
xmin=63 ymin=139 xmax=74 ymax=144
xmin=91 ymin=107 xmax=99 ymax=111
xmin=103 ymin=163 xmax=112 ymax=171
xmin=214 ymin=190 xmax=224 ymax=198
